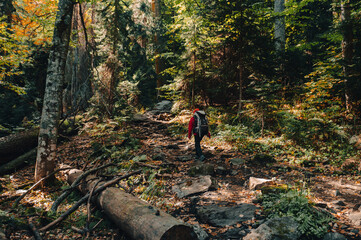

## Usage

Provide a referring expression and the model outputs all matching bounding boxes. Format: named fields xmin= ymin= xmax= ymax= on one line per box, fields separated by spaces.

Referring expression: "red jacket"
xmin=188 ymin=113 xmax=211 ymax=139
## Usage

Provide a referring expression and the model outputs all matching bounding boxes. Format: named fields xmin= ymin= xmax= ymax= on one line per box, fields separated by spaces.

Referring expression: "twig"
xmin=40 ymin=170 xmax=141 ymax=232
xmin=86 ymin=179 xmax=102 ymax=235
xmin=51 ymin=163 xmax=114 ymax=212
xmin=12 ymin=168 xmax=73 ymax=208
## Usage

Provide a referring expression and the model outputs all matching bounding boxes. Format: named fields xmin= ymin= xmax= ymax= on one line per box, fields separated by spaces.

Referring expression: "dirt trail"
xmin=130 ymin=113 xmax=361 ymax=239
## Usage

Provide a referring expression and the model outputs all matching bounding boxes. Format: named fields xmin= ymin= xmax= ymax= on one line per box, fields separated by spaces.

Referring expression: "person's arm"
xmin=188 ymin=117 xmax=195 ymax=139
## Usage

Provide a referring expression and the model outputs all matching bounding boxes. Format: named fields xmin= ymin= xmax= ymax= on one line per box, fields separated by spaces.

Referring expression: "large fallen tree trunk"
xmin=63 ymin=168 xmax=197 ymax=240
xmin=0 ymin=128 xmax=39 ymax=164
xmin=0 ymin=148 xmax=37 ymax=175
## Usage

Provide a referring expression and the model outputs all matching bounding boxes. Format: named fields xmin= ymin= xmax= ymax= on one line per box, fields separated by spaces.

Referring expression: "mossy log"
xmin=63 ymin=168 xmax=197 ymax=240
xmin=0 ymin=148 xmax=36 ymax=175
xmin=0 ymin=128 xmax=39 ymax=164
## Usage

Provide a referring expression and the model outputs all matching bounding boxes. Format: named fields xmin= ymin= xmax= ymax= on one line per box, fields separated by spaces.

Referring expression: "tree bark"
xmin=238 ymin=62 xmax=244 ymax=115
xmin=274 ymin=0 xmax=285 ymax=53
xmin=63 ymin=168 xmax=197 ymax=240
xmin=341 ymin=1 xmax=353 ymax=111
xmin=152 ymin=0 xmax=163 ymax=98
xmin=35 ymin=0 xmax=74 ymax=185
xmin=0 ymin=129 xmax=38 ymax=164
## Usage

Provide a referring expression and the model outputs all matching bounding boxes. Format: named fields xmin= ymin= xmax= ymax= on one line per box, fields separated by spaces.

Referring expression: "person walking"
xmin=188 ymin=108 xmax=211 ymax=161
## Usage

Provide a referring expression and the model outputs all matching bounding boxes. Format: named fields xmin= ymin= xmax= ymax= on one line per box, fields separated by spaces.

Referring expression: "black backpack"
xmin=193 ymin=111 xmax=209 ymax=137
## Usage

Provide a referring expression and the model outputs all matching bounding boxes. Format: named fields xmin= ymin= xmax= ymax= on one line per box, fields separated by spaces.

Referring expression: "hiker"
xmin=188 ymin=108 xmax=211 ymax=161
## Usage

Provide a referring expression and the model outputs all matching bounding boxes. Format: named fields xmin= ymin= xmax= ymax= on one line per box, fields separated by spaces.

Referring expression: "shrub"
xmin=260 ymin=189 xmax=333 ymax=239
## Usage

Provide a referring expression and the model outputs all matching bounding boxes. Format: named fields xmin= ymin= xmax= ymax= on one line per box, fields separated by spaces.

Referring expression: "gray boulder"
xmin=322 ymin=232 xmax=347 ymax=240
xmin=188 ymin=164 xmax=215 ymax=176
xmin=196 ymin=204 xmax=258 ymax=227
xmin=244 ymin=217 xmax=301 ymax=240
xmin=172 ymin=175 xmax=214 ymax=198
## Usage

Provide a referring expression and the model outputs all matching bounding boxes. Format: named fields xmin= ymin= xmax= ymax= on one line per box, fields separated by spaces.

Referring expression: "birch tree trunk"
xmin=35 ymin=0 xmax=74 ymax=184
xmin=274 ymin=0 xmax=285 ymax=53
xmin=341 ymin=1 xmax=353 ymax=111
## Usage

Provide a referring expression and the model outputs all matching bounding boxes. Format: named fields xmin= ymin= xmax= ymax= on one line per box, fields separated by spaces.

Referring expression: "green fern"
xmin=261 ymin=190 xmax=333 ymax=239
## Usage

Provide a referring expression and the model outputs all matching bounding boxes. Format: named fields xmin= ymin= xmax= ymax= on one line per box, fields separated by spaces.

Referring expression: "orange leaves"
xmin=12 ymin=0 xmax=57 ymax=45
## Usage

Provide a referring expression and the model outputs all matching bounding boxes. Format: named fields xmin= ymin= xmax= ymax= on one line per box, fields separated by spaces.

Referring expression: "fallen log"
xmin=0 ymin=148 xmax=37 ymax=175
xmin=64 ymin=168 xmax=197 ymax=240
xmin=0 ymin=128 xmax=39 ymax=164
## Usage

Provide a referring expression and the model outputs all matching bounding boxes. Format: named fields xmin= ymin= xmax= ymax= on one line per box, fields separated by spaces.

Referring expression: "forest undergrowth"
xmin=1 ymin=105 xmax=361 ymax=239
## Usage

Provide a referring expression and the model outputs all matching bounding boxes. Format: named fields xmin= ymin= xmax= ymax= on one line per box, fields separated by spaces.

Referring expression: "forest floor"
xmin=2 ymin=112 xmax=361 ymax=239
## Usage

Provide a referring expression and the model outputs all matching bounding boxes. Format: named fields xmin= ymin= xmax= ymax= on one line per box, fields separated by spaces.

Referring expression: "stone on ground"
xmin=323 ymin=232 xmax=347 ymax=240
xmin=248 ymin=177 xmax=273 ymax=190
xmin=172 ymin=175 xmax=214 ymax=198
xmin=196 ymin=204 xmax=258 ymax=227
xmin=188 ymin=164 xmax=215 ymax=176
xmin=244 ymin=217 xmax=301 ymax=240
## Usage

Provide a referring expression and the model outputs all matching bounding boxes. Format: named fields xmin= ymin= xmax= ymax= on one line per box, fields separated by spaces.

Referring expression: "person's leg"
xmin=194 ymin=134 xmax=205 ymax=160
xmin=194 ymin=134 xmax=203 ymax=158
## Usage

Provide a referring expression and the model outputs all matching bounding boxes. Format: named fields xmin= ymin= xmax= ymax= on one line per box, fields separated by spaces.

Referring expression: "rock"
xmin=248 ymin=177 xmax=273 ymax=190
xmin=188 ymin=164 xmax=215 ymax=177
xmin=215 ymin=166 xmax=229 ymax=175
xmin=176 ymin=155 xmax=193 ymax=162
xmin=348 ymin=211 xmax=361 ymax=225
xmin=220 ymin=228 xmax=245 ymax=239
xmin=230 ymin=158 xmax=246 ymax=166
xmin=153 ymin=153 xmax=166 ymax=161
xmin=350 ymin=135 xmax=361 ymax=149
xmin=186 ymin=224 xmax=209 ymax=240
xmin=153 ymin=100 xmax=173 ymax=113
xmin=172 ymin=175 xmax=214 ymax=198
xmin=252 ymin=154 xmax=276 ymax=165
xmin=322 ymin=232 xmax=347 ymax=240
xmin=244 ymin=217 xmax=301 ymax=240
xmin=133 ymin=155 xmax=147 ymax=162
xmin=196 ymin=204 xmax=258 ymax=227
xmin=133 ymin=113 xmax=148 ymax=122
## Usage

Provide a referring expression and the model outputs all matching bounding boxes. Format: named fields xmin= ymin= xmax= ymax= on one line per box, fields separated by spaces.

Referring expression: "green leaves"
xmin=261 ymin=189 xmax=333 ymax=239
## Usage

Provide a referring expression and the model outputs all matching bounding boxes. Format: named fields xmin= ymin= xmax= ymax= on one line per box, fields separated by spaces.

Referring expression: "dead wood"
xmin=12 ymin=167 xmax=73 ymax=208
xmin=64 ymin=168 xmax=197 ymax=240
xmin=51 ymin=163 xmax=114 ymax=212
xmin=0 ymin=128 xmax=39 ymax=164
xmin=40 ymin=170 xmax=141 ymax=232
xmin=0 ymin=148 xmax=37 ymax=175
xmin=28 ymin=220 xmax=42 ymax=240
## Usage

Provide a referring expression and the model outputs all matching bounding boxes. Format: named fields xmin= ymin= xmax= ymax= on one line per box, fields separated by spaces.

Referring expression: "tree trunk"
xmin=238 ymin=62 xmax=244 ymax=116
xmin=35 ymin=0 xmax=74 ymax=185
xmin=0 ymin=129 xmax=38 ymax=164
xmin=274 ymin=0 xmax=285 ymax=53
xmin=63 ymin=168 xmax=197 ymax=240
xmin=152 ymin=0 xmax=163 ymax=98
xmin=341 ymin=1 xmax=353 ymax=111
